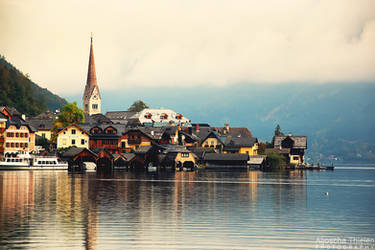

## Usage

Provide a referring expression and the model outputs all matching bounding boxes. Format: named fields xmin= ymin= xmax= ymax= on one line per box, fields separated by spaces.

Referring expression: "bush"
xmin=265 ymin=151 xmax=287 ymax=170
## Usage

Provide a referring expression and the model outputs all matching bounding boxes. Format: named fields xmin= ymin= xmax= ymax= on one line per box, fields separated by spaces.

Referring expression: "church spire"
xmin=86 ymin=34 xmax=98 ymax=92
xmin=83 ymin=34 xmax=101 ymax=115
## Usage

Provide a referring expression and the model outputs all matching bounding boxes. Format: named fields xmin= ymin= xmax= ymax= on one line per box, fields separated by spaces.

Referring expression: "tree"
xmin=265 ymin=151 xmax=287 ymax=170
xmin=128 ymin=100 xmax=149 ymax=112
xmin=54 ymin=102 xmax=85 ymax=128
xmin=274 ymin=124 xmax=284 ymax=136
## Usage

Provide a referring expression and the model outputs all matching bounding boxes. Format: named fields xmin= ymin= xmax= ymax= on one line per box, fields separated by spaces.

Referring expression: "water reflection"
xmin=1 ymin=169 xmax=373 ymax=249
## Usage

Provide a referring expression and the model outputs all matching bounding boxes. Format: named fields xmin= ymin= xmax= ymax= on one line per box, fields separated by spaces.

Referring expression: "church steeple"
xmin=83 ymin=34 xmax=101 ymax=115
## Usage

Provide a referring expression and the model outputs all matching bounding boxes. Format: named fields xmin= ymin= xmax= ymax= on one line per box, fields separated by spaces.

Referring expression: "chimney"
xmin=195 ymin=124 xmax=200 ymax=133
xmin=225 ymin=123 xmax=229 ymax=131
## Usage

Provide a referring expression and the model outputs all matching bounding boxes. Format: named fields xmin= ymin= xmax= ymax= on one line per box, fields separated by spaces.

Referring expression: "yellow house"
xmin=223 ymin=137 xmax=259 ymax=156
xmin=4 ymin=122 xmax=35 ymax=154
xmin=201 ymin=131 xmax=224 ymax=152
xmin=56 ymin=124 xmax=91 ymax=149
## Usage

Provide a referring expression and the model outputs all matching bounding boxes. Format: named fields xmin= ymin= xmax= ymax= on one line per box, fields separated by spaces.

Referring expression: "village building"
xmin=0 ymin=112 xmax=7 ymax=157
xmin=203 ymin=153 xmax=249 ymax=168
xmin=127 ymin=108 xmax=191 ymax=127
xmin=105 ymin=111 xmax=137 ymax=125
xmin=0 ymin=107 xmax=36 ymax=154
xmin=56 ymin=124 xmax=91 ymax=149
xmin=272 ymin=135 xmax=307 ymax=165
xmin=27 ymin=111 xmax=56 ymax=141
xmin=223 ymin=136 xmax=259 ymax=156
xmin=80 ymin=124 xmax=125 ymax=153
xmin=83 ymin=35 xmax=101 ymax=116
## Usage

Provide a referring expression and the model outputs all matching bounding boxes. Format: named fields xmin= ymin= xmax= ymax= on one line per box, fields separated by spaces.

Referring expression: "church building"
xmin=83 ymin=35 xmax=101 ymax=116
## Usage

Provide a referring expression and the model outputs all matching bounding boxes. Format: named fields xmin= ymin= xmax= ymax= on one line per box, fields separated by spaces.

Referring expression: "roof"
xmin=130 ymin=108 xmax=191 ymax=126
xmin=61 ymin=147 xmax=97 ymax=158
xmin=0 ymin=111 xmax=8 ymax=120
xmin=123 ymin=153 xmax=136 ymax=162
xmin=6 ymin=116 xmax=36 ymax=132
xmin=27 ymin=116 xmax=55 ymax=131
xmin=159 ymin=144 xmax=191 ymax=153
xmin=248 ymin=155 xmax=266 ymax=164
xmin=273 ymin=136 xmax=307 ymax=149
xmin=0 ymin=106 xmax=20 ymax=116
xmin=105 ymin=111 xmax=137 ymax=121
xmin=204 ymin=153 xmax=249 ymax=161
xmin=80 ymin=123 xmax=126 ymax=137
xmin=224 ymin=136 xmax=258 ymax=148
xmin=84 ymin=113 xmax=112 ymax=124
xmin=56 ymin=123 xmax=91 ymax=136
xmin=135 ymin=145 xmax=153 ymax=154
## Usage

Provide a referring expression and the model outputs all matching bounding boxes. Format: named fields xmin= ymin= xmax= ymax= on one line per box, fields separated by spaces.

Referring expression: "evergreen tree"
xmin=274 ymin=124 xmax=284 ymax=136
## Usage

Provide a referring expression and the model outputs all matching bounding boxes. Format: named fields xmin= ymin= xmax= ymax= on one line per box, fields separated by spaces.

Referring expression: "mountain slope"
xmin=0 ymin=55 xmax=67 ymax=115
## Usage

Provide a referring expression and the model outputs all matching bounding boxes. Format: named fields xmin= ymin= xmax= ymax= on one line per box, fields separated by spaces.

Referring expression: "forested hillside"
xmin=0 ymin=56 xmax=67 ymax=116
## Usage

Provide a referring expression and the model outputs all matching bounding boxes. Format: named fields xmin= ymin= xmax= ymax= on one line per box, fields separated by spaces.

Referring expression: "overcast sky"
xmin=1 ymin=0 xmax=374 ymax=95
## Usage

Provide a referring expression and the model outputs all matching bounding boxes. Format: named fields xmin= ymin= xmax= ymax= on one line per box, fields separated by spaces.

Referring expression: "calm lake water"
xmin=0 ymin=167 xmax=374 ymax=249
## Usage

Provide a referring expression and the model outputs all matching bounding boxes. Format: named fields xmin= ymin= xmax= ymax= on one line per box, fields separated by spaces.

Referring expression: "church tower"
xmin=83 ymin=35 xmax=101 ymax=116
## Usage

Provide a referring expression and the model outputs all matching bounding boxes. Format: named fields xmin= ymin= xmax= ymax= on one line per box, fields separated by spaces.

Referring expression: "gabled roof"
xmin=6 ymin=116 xmax=36 ymax=132
xmin=201 ymin=131 xmax=226 ymax=144
xmin=224 ymin=136 xmax=258 ymax=148
xmin=105 ymin=111 xmax=137 ymax=120
xmin=0 ymin=111 xmax=8 ymax=120
xmin=27 ymin=116 xmax=54 ymax=131
xmin=273 ymin=136 xmax=307 ymax=149
xmin=79 ymin=123 xmax=126 ymax=137
xmin=56 ymin=123 xmax=91 ymax=136
xmin=84 ymin=113 xmax=112 ymax=124
xmin=61 ymin=147 xmax=98 ymax=158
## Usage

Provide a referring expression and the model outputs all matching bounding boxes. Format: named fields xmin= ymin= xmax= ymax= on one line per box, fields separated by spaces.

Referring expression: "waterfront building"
xmin=83 ymin=35 xmax=101 ymax=116
xmin=3 ymin=116 xmax=35 ymax=154
xmin=118 ymin=127 xmax=161 ymax=152
xmin=56 ymin=124 xmax=90 ymax=149
xmin=223 ymin=137 xmax=259 ymax=156
xmin=272 ymin=134 xmax=307 ymax=165
xmin=0 ymin=112 xmax=7 ymax=157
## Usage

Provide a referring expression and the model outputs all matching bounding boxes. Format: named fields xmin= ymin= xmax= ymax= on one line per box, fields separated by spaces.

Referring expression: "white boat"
xmin=32 ymin=156 xmax=68 ymax=170
xmin=0 ymin=152 xmax=68 ymax=170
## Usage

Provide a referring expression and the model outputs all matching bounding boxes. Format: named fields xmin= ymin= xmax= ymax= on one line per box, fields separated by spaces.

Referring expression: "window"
xmin=16 ymin=132 xmax=19 ymax=137
xmin=11 ymin=143 xmax=14 ymax=147
xmin=25 ymin=143 xmax=28 ymax=148
xmin=16 ymin=143 xmax=19 ymax=147
xmin=293 ymin=156 xmax=299 ymax=160
xmin=42 ymin=133 xmax=46 ymax=138
xmin=92 ymin=104 xmax=98 ymax=109
xmin=20 ymin=143 xmax=24 ymax=147
xmin=81 ymin=139 xmax=85 ymax=145
xmin=71 ymin=129 xmax=76 ymax=134
xmin=85 ymin=104 xmax=88 ymax=109
xmin=20 ymin=133 xmax=24 ymax=138
xmin=72 ymin=139 xmax=76 ymax=145
xmin=211 ymin=141 xmax=215 ymax=145
xmin=25 ymin=133 xmax=28 ymax=138
xmin=5 ymin=143 xmax=9 ymax=147
xmin=181 ymin=153 xmax=189 ymax=158
xmin=121 ymin=142 xmax=126 ymax=148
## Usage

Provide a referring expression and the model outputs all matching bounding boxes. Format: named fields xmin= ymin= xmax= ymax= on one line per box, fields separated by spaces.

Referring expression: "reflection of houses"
xmin=0 ymin=112 xmax=7 ymax=157
xmin=272 ymin=135 xmax=307 ymax=165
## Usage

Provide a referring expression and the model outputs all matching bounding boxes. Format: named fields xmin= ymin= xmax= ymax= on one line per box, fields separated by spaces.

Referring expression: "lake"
xmin=0 ymin=167 xmax=374 ymax=249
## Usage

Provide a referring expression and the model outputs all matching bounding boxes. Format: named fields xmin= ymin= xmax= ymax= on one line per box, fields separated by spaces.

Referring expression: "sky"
xmin=1 ymin=0 xmax=375 ymax=96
